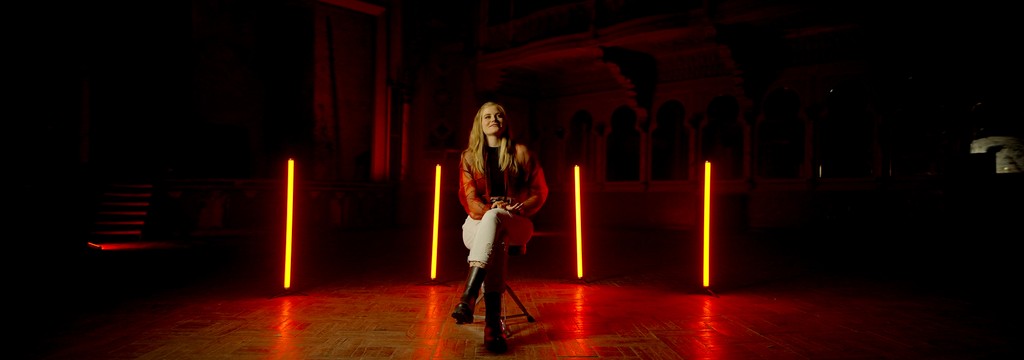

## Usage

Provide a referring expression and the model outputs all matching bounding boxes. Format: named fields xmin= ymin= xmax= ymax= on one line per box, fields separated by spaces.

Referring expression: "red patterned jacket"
xmin=458 ymin=143 xmax=548 ymax=220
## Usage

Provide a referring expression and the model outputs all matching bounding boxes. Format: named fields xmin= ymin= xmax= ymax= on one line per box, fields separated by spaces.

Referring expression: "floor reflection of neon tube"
xmin=410 ymin=287 xmax=441 ymax=359
xmin=273 ymin=298 xmax=297 ymax=357
xmin=418 ymin=286 xmax=442 ymax=337
xmin=699 ymin=296 xmax=720 ymax=358
xmin=573 ymin=285 xmax=585 ymax=336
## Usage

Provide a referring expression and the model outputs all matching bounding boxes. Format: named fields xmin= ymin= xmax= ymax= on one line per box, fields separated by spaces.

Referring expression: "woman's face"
xmin=480 ymin=105 xmax=505 ymax=138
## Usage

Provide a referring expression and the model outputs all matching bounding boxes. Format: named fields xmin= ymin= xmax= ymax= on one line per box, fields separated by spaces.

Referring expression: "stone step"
xmin=90 ymin=182 xmax=154 ymax=246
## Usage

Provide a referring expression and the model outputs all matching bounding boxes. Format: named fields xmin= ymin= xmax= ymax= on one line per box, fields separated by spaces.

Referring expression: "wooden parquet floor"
xmin=16 ymin=227 xmax=1016 ymax=359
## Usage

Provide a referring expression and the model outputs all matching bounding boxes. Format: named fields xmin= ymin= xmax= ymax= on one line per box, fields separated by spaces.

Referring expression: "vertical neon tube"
xmin=430 ymin=164 xmax=441 ymax=280
xmin=284 ymin=158 xmax=295 ymax=290
xmin=574 ymin=165 xmax=583 ymax=279
xmin=703 ymin=161 xmax=711 ymax=288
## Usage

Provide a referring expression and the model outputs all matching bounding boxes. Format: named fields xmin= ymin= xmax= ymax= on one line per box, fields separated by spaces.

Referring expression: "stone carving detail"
xmin=659 ymin=51 xmax=733 ymax=83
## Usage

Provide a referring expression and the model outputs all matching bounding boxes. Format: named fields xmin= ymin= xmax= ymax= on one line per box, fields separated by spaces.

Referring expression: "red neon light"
xmin=574 ymin=165 xmax=583 ymax=279
xmin=703 ymin=161 xmax=711 ymax=288
xmin=284 ymin=158 xmax=295 ymax=290
xmin=430 ymin=164 xmax=441 ymax=280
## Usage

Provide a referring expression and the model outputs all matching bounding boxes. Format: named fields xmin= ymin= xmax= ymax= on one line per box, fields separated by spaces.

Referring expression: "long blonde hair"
xmin=463 ymin=101 xmax=523 ymax=176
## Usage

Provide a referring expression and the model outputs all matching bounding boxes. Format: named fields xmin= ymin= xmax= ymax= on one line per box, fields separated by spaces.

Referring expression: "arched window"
xmin=568 ymin=110 xmax=594 ymax=175
xmin=816 ymin=81 xmax=875 ymax=178
xmin=757 ymin=88 xmax=805 ymax=178
xmin=606 ymin=106 xmax=640 ymax=181
xmin=651 ymin=101 xmax=689 ymax=181
xmin=886 ymin=90 xmax=950 ymax=178
xmin=701 ymin=95 xmax=744 ymax=180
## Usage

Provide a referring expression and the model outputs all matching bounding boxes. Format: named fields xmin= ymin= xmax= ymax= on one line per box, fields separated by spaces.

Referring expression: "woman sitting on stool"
xmin=451 ymin=101 xmax=548 ymax=353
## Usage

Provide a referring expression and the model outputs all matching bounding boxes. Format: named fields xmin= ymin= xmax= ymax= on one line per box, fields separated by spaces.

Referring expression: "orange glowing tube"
xmin=284 ymin=158 xmax=295 ymax=290
xmin=702 ymin=161 xmax=711 ymax=288
xmin=574 ymin=165 xmax=583 ymax=279
xmin=430 ymin=164 xmax=441 ymax=280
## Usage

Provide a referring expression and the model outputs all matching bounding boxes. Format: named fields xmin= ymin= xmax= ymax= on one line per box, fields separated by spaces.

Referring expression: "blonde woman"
xmin=451 ymin=101 xmax=548 ymax=353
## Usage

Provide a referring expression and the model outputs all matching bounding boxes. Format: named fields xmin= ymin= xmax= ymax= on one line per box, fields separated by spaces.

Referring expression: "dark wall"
xmin=16 ymin=1 xmax=315 ymax=182
xmin=11 ymin=1 xmax=316 ymax=257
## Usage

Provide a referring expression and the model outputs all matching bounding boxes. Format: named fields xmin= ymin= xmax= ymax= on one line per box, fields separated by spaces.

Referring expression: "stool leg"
xmin=505 ymin=285 xmax=535 ymax=322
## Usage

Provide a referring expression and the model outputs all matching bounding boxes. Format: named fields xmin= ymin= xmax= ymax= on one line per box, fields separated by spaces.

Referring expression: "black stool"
xmin=502 ymin=245 xmax=535 ymax=323
xmin=475 ymin=244 xmax=536 ymax=337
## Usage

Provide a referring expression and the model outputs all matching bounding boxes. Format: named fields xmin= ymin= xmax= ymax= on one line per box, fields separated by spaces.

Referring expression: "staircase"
xmin=89 ymin=182 xmax=153 ymax=246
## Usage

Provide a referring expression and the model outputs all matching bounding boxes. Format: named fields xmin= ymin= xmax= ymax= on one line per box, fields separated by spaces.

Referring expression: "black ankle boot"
xmin=451 ymin=266 xmax=485 ymax=324
xmin=483 ymin=292 xmax=507 ymax=353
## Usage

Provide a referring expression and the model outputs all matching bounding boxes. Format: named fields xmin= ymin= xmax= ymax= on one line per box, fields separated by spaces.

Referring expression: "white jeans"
xmin=462 ymin=208 xmax=534 ymax=293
